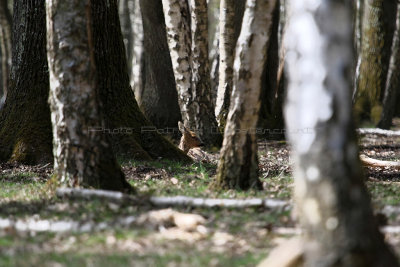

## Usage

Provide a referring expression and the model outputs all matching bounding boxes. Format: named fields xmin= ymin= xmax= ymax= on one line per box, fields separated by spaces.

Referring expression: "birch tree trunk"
xmin=46 ymin=0 xmax=132 ymax=192
xmin=139 ymin=0 xmax=182 ymax=129
xmin=285 ymin=1 xmax=398 ymax=265
xmin=215 ymin=0 xmax=235 ymax=128
xmin=130 ymin=0 xmax=144 ymax=102
xmin=354 ymin=0 xmax=397 ymax=124
xmin=0 ymin=0 xmax=12 ymax=102
xmin=163 ymin=0 xmax=222 ymax=146
xmin=214 ymin=0 xmax=276 ymax=190
xmin=378 ymin=2 xmax=400 ymax=129
xmin=214 ymin=0 xmax=245 ymax=129
xmin=0 ymin=0 xmax=53 ymax=164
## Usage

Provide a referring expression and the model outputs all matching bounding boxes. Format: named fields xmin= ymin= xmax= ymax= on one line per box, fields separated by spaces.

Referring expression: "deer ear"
xmin=178 ymin=121 xmax=186 ymax=133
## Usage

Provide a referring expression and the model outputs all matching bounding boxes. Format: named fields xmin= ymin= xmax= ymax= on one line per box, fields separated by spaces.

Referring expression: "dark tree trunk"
xmin=91 ymin=0 xmax=189 ymax=161
xmin=354 ymin=0 xmax=397 ymax=124
xmin=285 ymin=1 xmax=399 ymax=266
xmin=46 ymin=0 xmax=133 ymax=193
xmin=258 ymin=0 xmax=286 ymax=139
xmin=378 ymin=2 xmax=400 ymax=129
xmin=138 ymin=0 xmax=182 ymax=130
xmin=0 ymin=0 xmax=12 ymax=101
xmin=0 ymin=0 xmax=53 ymax=164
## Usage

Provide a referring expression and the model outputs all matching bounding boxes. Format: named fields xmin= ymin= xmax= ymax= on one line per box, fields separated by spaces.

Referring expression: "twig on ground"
xmin=360 ymin=154 xmax=400 ymax=169
xmin=56 ymin=188 xmax=290 ymax=210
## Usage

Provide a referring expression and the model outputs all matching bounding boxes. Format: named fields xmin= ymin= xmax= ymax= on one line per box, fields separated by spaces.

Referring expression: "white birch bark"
xmin=46 ymin=0 xmax=131 ymax=192
xmin=130 ymin=0 xmax=144 ymax=102
xmin=215 ymin=0 xmax=235 ymax=127
xmin=284 ymin=1 xmax=398 ymax=265
xmin=214 ymin=0 xmax=276 ymax=190
xmin=162 ymin=0 xmax=194 ymax=126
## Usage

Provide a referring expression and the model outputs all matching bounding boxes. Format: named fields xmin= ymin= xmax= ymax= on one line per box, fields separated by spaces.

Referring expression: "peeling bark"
xmin=285 ymin=1 xmax=398 ymax=265
xmin=214 ymin=0 xmax=276 ymax=190
xmin=46 ymin=0 xmax=133 ymax=192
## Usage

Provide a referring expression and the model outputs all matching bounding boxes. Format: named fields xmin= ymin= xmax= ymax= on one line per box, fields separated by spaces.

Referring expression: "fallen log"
xmin=360 ymin=154 xmax=400 ymax=169
xmin=56 ymin=188 xmax=290 ymax=210
xmin=357 ymin=128 xmax=400 ymax=137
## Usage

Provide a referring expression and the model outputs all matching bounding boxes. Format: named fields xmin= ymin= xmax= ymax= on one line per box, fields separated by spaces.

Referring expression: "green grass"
xmin=367 ymin=182 xmax=400 ymax=206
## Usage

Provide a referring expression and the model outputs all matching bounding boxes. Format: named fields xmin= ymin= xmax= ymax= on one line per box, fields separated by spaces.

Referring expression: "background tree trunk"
xmin=258 ymin=0 xmax=286 ymax=139
xmin=214 ymin=0 xmax=276 ymax=190
xmin=0 ymin=0 xmax=12 ymax=103
xmin=378 ymin=3 xmax=400 ymax=129
xmin=118 ymin=0 xmax=133 ymax=73
xmin=213 ymin=0 xmax=245 ymax=130
xmin=285 ymin=1 xmax=398 ymax=265
xmin=92 ymin=0 xmax=189 ymax=161
xmin=0 ymin=0 xmax=53 ymax=164
xmin=138 ymin=0 xmax=182 ymax=130
xmin=354 ymin=0 xmax=397 ymax=124
xmin=46 ymin=0 xmax=132 ymax=192
xmin=215 ymin=0 xmax=235 ymax=129
xmin=130 ymin=0 xmax=144 ymax=102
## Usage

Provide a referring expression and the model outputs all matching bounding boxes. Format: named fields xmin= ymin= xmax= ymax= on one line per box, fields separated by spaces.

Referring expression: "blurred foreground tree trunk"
xmin=138 ymin=0 xmax=182 ymax=129
xmin=378 ymin=3 xmax=400 ymax=129
xmin=214 ymin=0 xmax=276 ymax=190
xmin=46 ymin=0 xmax=133 ymax=192
xmin=285 ymin=1 xmax=399 ymax=266
xmin=0 ymin=0 xmax=12 ymax=104
xmin=354 ymin=0 xmax=396 ymax=124
xmin=163 ymin=0 xmax=221 ymax=146
xmin=0 ymin=0 xmax=53 ymax=164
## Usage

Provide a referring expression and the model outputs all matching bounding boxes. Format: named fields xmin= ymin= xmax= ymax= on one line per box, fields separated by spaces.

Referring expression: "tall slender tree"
xmin=285 ymin=0 xmax=398 ymax=265
xmin=214 ymin=0 xmax=276 ymax=190
xmin=46 ymin=0 xmax=132 ymax=192
xmin=0 ymin=0 xmax=53 ymax=164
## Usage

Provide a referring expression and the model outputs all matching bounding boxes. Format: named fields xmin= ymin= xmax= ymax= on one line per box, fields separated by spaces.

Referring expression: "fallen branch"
xmin=360 ymin=154 xmax=400 ymax=169
xmin=56 ymin=188 xmax=290 ymax=210
xmin=357 ymin=128 xmax=400 ymax=137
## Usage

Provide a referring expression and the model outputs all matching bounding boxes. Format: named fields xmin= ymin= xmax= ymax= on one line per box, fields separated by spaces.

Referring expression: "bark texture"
xmin=378 ymin=2 xmax=400 ymax=129
xmin=46 ymin=0 xmax=132 ymax=192
xmin=92 ymin=0 xmax=189 ymax=161
xmin=0 ymin=0 xmax=53 ymax=164
xmin=354 ymin=0 xmax=397 ymax=123
xmin=139 ymin=0 xmax=182 ymax=129
xmin=285 ymin=1 xmax=398 ymax=266
xmin=163 ymin=0 xmax=221 ymax=146
xmin=215 ymin=0 xmax=235 ymax=128
xmin=214 ymin=0 xmax=245 ymax=129
xmin=130 ymin=0 xmax=144 ymax=101
xmin=214 ymin=0 xmax=276 ymax=190
xmin=0 ymin=0 xmax=12 ymax=101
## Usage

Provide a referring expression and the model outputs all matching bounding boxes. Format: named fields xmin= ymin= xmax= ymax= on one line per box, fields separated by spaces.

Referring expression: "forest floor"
xmin=1 ymin=130 xmax=400 ymax=266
